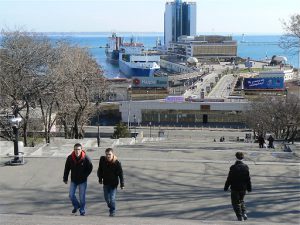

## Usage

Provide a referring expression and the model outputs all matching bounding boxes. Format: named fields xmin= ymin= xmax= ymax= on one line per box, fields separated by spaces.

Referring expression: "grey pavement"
xmin=1 ymin=214 xmax=290 ymax=225
xmin=0 ymin=128 xmax=299 ymax=225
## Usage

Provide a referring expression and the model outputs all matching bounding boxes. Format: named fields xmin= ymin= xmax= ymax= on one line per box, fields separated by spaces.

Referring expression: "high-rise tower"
xmin=164 ymin=0 xmax=196 ymax=48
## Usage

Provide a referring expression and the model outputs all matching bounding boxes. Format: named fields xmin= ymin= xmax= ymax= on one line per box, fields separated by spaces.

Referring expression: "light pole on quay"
xmin=127 ymin=95 xmax=132 ymax=130
xmin=133 ymin=114 xmax=137 ymax=140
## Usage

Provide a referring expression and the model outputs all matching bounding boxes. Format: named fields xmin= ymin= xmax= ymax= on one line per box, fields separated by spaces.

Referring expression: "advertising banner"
xmin=132 ymin=77 xmax=168 ymax=88
xmin=244 ymin=77 xmax=284 ymax=90
xmin=165 ymin=96 xmax=185 ymax=102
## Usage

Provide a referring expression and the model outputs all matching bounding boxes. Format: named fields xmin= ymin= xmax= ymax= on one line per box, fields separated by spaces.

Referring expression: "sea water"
xmin=52 ymin=33 xmax=298 ymax=78
xmin=3 ymin=33 xmax=299 ymax=78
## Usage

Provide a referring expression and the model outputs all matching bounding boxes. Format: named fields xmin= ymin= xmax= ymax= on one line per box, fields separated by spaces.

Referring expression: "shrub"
xmin=112 ymin=123 xmax=130 ymax=139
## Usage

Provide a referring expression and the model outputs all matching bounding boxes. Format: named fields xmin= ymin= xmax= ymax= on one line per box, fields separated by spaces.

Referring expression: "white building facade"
xmin=120 ymin=100 xmax=249 ymax=127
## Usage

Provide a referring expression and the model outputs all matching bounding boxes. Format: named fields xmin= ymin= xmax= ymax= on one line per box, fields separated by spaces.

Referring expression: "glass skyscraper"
xmin=164 ymin=0 xmax=196 ymax=48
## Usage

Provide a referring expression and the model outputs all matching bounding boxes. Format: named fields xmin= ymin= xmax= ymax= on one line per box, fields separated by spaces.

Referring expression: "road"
xmin=208 ymin=74 xmax=237 ymax=99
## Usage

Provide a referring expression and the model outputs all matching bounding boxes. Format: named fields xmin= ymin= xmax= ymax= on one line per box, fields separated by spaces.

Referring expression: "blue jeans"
xmin=69 ymin=181 xmax=87 ymax=214
xmin=103 ymin=185 xmax=117 ymax=214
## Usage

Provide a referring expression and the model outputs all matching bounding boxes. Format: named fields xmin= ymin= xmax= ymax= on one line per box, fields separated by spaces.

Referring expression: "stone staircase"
xmin=0 ymin=214 xmax=292 ymax=225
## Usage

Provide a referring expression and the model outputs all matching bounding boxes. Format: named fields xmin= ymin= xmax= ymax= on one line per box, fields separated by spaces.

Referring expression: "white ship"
xmin=118 ymin=38 xmax=160 ymax=78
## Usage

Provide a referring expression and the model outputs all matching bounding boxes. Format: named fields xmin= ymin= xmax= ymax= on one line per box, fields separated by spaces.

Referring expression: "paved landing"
xmin=0 ymin=128 xmax=299 ymax=224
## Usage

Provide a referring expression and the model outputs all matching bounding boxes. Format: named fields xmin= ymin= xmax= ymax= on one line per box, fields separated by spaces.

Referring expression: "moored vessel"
xmin=118 ymin=37 xmax=160 ymax=78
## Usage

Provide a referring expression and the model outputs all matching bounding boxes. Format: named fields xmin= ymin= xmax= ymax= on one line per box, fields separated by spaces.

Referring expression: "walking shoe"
xmin=237 ymin=216 xmax=244 ymax=221
xmin=72 ymin=208 xmax=77 ymax=214
xmin=80 ymin=212 xmax=85 ymax=216
xmin=109 ymin=213 xmax=115 ymax=217
xmin=243 ymin=214 xmax=248 ymax=220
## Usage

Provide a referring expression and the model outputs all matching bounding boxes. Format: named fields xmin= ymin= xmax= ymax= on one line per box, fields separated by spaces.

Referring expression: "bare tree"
xmin=243 ymin=95 xmax=300 ymax=141
xmin=38 ymin=83 xmax=59 ymax=144
xmin=279 ymin=14 xmax=300 ymax=56
xmin=0 ymin=114 xmax=14 ymax=141
xmin=0 ymin=30 xmax=55 ymax=146
xmin=54 ymin=43 xmax=105 ymax=139
xmin=0 ymin=30 xmax=106 ymax=143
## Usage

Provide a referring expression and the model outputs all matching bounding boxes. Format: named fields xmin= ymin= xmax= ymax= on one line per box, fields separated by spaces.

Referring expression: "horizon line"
xmin=13 ymin=31 xmax=284 ymax=36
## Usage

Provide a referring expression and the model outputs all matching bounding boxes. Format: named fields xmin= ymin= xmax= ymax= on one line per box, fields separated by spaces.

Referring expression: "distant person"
xmin=267 ymin=135 xmax=274 ymax=149
xmin=97 ymin=148 xmax=124 ymax=217
xmin=63 ymin=143 xmax=93 ymax=216
xmin=258 ymin=135 xmax=265 ymax=148
xmin=283 ymin=144 xmax=292 ymax=152
xmin=224 ymin=152 xmax=252 ymax=221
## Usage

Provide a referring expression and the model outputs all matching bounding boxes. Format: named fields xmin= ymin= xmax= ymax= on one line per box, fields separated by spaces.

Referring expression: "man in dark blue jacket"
xmin=97 ymin=148 xmax=124 ymax=217
xmin=224 ymin=152 xmax=252 ymax=221
xmin=63 ymin=143 xmax=93 ymax=216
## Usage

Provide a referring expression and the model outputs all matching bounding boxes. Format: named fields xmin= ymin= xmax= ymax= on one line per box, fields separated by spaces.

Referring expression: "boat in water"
xmin=105 ymin=33 xmax=123 ymax=63
xmin=119 ymin=37 xmax=160 ymax=78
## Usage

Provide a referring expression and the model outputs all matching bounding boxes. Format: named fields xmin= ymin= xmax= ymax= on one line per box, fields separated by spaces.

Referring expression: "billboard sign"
xmin=165 ymin=96 xmax=185 ymax=103
xmin=132 ymin=77 xmax=168 ymax=88
xmin=244 ymin=77 xmax=284 ymax=90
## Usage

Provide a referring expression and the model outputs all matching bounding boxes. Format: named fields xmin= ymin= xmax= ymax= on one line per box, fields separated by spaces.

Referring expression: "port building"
xmin=120 ymin=100 xmax=247 ymax=127
xmin=169 ymin=35 xmax=238 ymax=60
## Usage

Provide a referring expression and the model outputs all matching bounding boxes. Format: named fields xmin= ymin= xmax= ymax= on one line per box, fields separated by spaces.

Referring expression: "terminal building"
xmin=169 ymin=35 xmax=238 ymax=60
xmin=119 ymin=99 xmax=248 ymax=127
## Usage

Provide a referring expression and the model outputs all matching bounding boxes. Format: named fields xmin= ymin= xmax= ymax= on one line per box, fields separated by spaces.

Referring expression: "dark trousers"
xmin=259 ymin=143 xmax=264 ymax=148
xmin=268 ymin=142 xmax=274 ymax=148
xmin=231 ymin=190 xmax=246 ymax=219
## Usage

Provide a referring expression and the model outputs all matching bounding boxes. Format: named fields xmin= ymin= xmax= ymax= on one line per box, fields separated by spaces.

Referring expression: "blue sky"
xmin=0 ymin=0 xmax=298 ymax=35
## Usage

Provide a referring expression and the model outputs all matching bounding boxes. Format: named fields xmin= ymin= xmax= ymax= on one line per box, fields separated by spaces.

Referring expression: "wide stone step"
xmin=0 ymin=214 xmax=292 ymax=225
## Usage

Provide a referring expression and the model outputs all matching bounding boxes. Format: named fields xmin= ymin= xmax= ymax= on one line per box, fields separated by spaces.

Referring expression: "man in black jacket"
xmin=97 ymin=148 xmax=124 ymax=217
xmin=267 ymin=135 xmax=274 ymax=148
xmin=224 ymin=152 xmax=252 ymax=221
xmin=63 ymin=143 xmax=93 ymax=216
xmin=258 ymin=135 xmax=265 ymax=148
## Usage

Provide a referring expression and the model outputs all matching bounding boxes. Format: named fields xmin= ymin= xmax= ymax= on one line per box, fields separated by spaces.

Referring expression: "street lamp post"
xmin=97 ymin=111 xmax=100 ymax=147
xmin=127 ymin=97 xmax=131 ymax=129
xmin=9 ymin=117 xmax=22 ymax=164
xmin=149 ymin=122 xmax=152 ymax=138
xmin=133 ymin=114 xmax=137 ymax=140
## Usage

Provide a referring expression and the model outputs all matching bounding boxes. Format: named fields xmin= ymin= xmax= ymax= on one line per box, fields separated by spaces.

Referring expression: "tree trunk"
xmin=73 ymin=123 xmax=79 ymax=139
xmin=46 ymin=131 xmax=50 ymax=143
xmin=44 ymin=126 xmax=50 ymax=143
xmin=23 ymin=122 xmax=28 ymax=147
xmin=73 ymin=110 xmax=81 ymax=139
xmin=63 ymin=120 xmax=70 ymax=139
xmin=22 ymin=103 xmax=30 ymax=147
